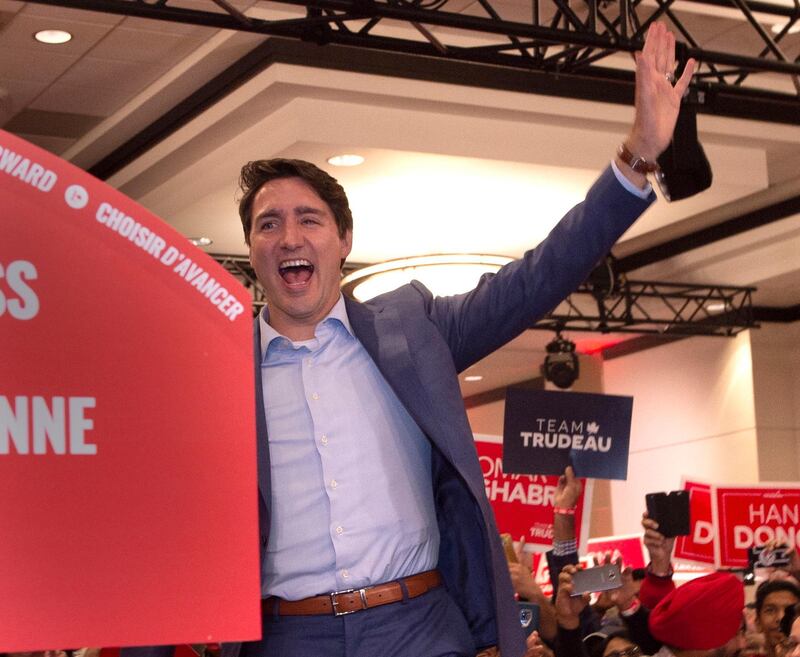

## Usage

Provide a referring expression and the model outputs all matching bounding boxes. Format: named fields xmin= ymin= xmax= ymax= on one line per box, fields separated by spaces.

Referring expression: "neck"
xmin=268 ymin=317 xmax=317 ymax=341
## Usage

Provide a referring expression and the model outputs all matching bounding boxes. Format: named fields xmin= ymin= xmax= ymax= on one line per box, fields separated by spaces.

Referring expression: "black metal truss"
xmin=216 ymin=254 xmax=269 ymax=309
xmin=212 ymin=254 xmax=757 ymax=336
xmin=28 ymin=0 xmax=800 ymax=124
xmin=535 ymin=278 xmax=756 ymax=336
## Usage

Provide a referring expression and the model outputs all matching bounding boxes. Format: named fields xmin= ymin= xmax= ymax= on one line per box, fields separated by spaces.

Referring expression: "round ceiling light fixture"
xmin=327 ymin=154 xmax=365 ymax=167
xmin=188 ymin=236 xmax=213 ymax=247
xmin=34 ymin=29 xmax=73 ymax=44
xmin=340 ymin=254 xmax=513 ymax=301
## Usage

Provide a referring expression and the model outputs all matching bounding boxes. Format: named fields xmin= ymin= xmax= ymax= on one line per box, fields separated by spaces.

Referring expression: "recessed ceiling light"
xmin=327 ymin=154 xmax=365 ymax=167
xmin=771 ymin=21 xmax=800 ymax=35
xmin=188 ymin=236 xmax=213 ymax=247
xmin=34 ymin=29 xmax=72 ymax=44
xmin=464 ymin=375 xmax=483 ymax=382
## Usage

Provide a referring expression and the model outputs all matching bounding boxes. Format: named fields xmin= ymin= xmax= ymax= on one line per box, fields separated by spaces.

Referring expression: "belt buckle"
xmin=330 ymin=587 xmax=368 ymax=616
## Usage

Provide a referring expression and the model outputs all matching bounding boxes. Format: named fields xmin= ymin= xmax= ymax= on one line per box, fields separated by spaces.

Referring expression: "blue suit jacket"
xmin=124 ymin=167 xmax=653 ymax=657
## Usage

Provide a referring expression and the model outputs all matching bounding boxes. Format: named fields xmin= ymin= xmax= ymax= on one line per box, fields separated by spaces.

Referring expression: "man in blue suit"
xmin=124 ymin=22 xmax=694 ymax=657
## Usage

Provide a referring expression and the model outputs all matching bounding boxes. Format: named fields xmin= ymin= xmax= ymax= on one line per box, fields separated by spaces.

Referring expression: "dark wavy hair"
xmin=237 ymin=158 xmax=353 ymax=245
xmin=755 ymin=579 xmax=800 ymax=614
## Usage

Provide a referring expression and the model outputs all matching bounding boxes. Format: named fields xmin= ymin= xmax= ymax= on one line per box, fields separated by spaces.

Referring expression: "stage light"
xmin=541 ymin=332 xmax=579 ymax=389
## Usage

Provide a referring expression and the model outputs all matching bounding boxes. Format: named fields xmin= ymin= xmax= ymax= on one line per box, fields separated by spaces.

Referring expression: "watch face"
xmin=655 ymin=169 xmax=671 ymax=201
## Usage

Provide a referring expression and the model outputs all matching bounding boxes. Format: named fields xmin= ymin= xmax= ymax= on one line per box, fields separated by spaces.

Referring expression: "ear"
xmin=340 ymin=229 xmax=353 ymax=261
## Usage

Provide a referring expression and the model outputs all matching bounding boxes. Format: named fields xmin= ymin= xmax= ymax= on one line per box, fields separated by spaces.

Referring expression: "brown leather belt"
xmin=262 ymin=569 xmax=442 ymax=617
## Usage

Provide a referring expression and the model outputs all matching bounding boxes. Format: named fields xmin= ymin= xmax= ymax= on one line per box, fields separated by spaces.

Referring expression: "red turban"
xmin=648 ymin=571 xmax=744 ymax=650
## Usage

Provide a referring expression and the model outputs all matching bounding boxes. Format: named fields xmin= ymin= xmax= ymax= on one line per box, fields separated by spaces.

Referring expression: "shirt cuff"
xmin=611 ymin=159 xmax=653 ymax=199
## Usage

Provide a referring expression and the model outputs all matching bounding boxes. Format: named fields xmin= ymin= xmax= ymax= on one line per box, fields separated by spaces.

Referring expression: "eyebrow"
xmin=255 ymin=205 xmax=325 ymax=222
xmin=295 ymin=205 xmax=325 ymax=215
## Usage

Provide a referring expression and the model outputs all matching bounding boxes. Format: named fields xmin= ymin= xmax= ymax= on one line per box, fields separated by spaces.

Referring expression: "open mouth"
xmin=279 ymin=258 xmax=314 ymax=286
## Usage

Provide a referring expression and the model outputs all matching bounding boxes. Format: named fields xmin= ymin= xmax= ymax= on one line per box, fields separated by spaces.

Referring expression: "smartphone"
xmin=749 ymin=544 xmax=792 ymax=569
xmin=501 ymin=533 xmax=518 ymax=564
xmin=570 ymin=563 xmax=622 ymax=597
xmin=518 ymin=601 xmax=540 ymax=637
xmin=645 ymin=490 xmax=691 ymax=537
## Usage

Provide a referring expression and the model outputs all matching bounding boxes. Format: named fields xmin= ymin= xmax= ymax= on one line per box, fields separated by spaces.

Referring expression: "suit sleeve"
xmin=422 ymin=166 xmax=655 ymax=372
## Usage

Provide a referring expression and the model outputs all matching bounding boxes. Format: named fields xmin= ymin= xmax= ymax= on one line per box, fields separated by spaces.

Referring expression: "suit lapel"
xmin=345 ymin=297 xmax=456 ymax=463
xmin=253 ymin=320 xmax=272 ymax=513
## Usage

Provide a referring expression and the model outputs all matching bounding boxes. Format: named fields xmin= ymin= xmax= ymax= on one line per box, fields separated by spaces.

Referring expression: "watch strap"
xmin=618 ymin=142 xmax=660 ymax=174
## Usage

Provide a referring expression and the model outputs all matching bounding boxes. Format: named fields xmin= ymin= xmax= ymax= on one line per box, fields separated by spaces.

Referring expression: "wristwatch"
xmin=617 ymin=142 xmax=660 ymax=175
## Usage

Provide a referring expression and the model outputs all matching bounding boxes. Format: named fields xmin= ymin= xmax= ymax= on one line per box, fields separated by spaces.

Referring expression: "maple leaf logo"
xmin=587 ymin=421 xmax=600 ymax=434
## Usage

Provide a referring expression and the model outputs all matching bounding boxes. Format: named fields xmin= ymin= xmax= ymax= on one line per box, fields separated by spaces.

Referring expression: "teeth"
xmin=280 ymin=259 xmax=312 ymax=269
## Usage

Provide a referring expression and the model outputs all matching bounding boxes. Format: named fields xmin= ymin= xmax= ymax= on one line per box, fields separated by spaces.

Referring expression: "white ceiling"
xmin=2 ymin=0 xmax=799 ymax=394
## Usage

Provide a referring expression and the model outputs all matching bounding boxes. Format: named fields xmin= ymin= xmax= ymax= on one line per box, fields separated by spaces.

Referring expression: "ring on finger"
xmin=665 ymin=72 xmax=676 ymax=84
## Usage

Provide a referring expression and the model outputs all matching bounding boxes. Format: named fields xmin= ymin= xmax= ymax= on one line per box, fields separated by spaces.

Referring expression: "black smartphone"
xmin=570 ymin=563 xmax=622 ymax=597
xmin=645 ymin=490 xmax=691 ymax=537
xmin=518 ymin=601 xmax=540 ymax=636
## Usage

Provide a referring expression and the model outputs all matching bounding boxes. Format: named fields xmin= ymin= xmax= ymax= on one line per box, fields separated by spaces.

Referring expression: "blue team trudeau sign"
xmin=502 ymin=388 xmax=633 ymax=480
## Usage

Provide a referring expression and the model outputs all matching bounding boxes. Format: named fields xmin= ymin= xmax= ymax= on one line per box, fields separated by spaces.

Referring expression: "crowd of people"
xmin=7 ymin=487 xmax=799 ymax=657
xmin=506 ymin=468 xmax=800 ymax=657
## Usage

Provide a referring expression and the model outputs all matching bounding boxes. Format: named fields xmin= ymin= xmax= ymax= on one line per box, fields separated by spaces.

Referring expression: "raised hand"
xmin=610 ymin=565 xmax=639 ymax=611
xmin=555 ymin=465 xmax=582 ymax=509
xmin=627 ymin=21 xmax=697 ymax=163
xmin=591 ymin=552 xmax=619 ymax=613
xmin=642 ymin=511 xmax=675 ymax=575
xmin=555 ymin=564 xmax=590 ymax=630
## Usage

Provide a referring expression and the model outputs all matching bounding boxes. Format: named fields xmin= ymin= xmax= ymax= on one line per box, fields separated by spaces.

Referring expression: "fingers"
xmin=621 ymin=565 xmax=633 ymax=580
xmin=644 ymin=527 xmax=667 ymax=546
xmin=514 ymin=536 xmax=525 ymax=562
xmin=663 ymin=30 xmax=676 ymax=76
xmin=558 ymin=564 xmax=577 ymax=595
xmin=642 ymin=513 xmax=659 ymax=532
xmin=641 ymin=22 xmax=696 ymax=91
xmin=673 ymin=57 xmax=697 ymax=98
xmin=642 ymin=22 xmax=668 ymax=71
xmin=655 ymin=25 xmax=670 ymax=75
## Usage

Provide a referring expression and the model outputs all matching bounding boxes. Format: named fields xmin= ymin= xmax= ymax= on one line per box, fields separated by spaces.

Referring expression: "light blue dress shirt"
xmin=258 ymin=296 xmax=440 ymax=600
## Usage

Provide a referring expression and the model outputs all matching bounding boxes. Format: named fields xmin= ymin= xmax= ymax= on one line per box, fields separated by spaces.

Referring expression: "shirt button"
xmin=311 ymin=392 xmax=319 ymax=400
xmin=321 ymin=435 xmax=328 ymax=445
xmin=336 ymin=526 xmax=344 ymax=535
xmin=341 ymin=569 xmax=349 ymax=578
xmin=305 ymin=358 xmax=312 ymax=367
xmin=331 ymin=479 xmax=338 ymax=489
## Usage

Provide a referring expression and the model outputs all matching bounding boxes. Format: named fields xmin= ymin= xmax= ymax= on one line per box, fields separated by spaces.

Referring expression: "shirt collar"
xmin=258 ymin=294 xmax=354 ymax=361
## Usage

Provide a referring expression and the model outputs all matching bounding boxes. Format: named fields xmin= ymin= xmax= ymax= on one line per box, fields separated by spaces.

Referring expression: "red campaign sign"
xmin=714 ymin=483 xmax=800 ymax=568
xmin=530 ymin=552 xmax=554 ymax=599
xmin=0 ymin=131 xmax=260 ymax=649
xmin=584 ymin=535 xmax=646 ymax=570
xmin=474 ymin=434 xmax=591 ymax=551
xmin=674 ymin=479 xmax=717 ymax=566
